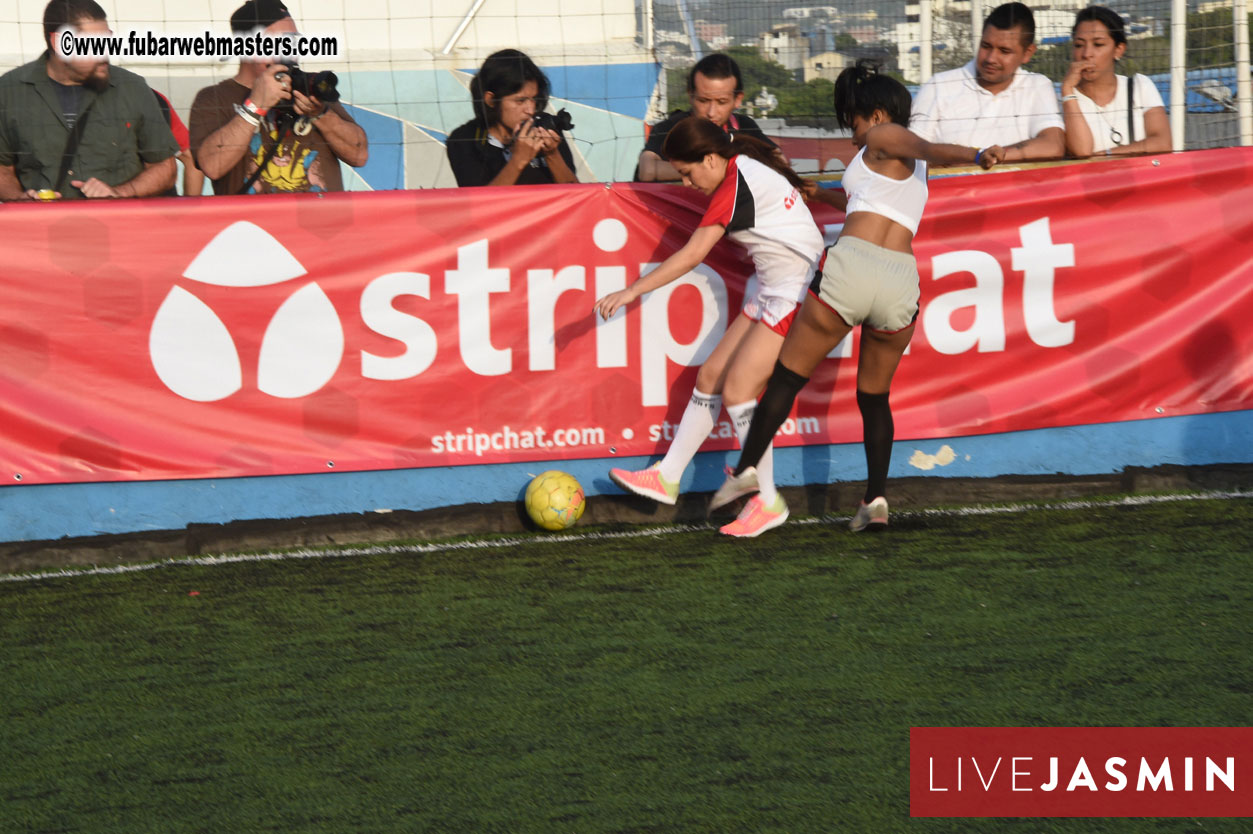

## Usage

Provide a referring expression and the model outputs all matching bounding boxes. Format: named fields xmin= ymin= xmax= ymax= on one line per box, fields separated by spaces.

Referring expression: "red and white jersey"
xmin=698 ymin=155 xmax=824 ymax=298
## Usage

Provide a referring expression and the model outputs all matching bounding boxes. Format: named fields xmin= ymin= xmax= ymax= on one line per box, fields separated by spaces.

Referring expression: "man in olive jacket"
xmin=0 ymin=0 xmax=177 ymax=201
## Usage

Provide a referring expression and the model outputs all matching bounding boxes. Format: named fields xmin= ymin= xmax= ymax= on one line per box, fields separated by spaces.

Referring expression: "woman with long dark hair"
xmin=1061 ymin=5 xmax=1169 ymax=157
xmin=711 ymin=61 xmax=1002 ymax=532
xmin=445 ymin=49 xmax=577 ymax=186
xmin=595 ymin=116 xmax=823 ymax=537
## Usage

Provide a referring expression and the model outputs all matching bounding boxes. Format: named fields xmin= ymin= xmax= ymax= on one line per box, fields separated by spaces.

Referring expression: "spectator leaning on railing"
xmin=635 ymin=52 xmax=778 ymax=183
xmin=910 ymin=2 xmax=1064 ymax=164
xmin=0 ymin=0 xmax=178 ymax=201
xmin=445 ymin=49 xmax=578 ymax=188
xmin=1061 ymin=5 xmax=1169 ymax=158
xmin=189 ymin=0 xmax=367 ymax=195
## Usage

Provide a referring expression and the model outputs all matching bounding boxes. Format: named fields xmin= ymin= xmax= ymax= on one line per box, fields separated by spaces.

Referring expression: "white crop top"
xmin=842 ymin=146 xmax=929 ymax=235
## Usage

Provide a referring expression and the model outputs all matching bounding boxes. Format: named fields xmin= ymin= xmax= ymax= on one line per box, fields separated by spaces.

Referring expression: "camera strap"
xmin=54 ymin=101 xmax=94 ymax=194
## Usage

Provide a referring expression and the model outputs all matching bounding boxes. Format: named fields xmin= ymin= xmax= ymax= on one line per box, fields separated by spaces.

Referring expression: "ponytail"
xmin=662 ymin=115 xmax=804 ymax=190
xmin=833 ymin=59 xmax=911 ymax=130
xmin=727 ymin=133 xmax=805 ymax=190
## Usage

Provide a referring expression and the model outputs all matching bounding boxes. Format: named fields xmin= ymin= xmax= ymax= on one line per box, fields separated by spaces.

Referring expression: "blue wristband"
xmin=974 ymin=147 xmax=986 ymax=165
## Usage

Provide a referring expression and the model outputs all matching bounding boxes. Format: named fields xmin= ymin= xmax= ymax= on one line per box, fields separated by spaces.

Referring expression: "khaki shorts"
xmin=809 ymin=236 xmax=920 ymax=333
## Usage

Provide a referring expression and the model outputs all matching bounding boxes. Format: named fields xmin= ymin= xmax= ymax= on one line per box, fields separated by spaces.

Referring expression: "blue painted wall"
xmin=332 ymin=64 xmax=659 ymax=185
xmin=2 ymin=410 xmax=1248 ymax=543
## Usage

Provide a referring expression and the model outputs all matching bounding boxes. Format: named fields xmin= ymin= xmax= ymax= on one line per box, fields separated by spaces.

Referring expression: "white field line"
xmin=2 ymin=490 xmax=1249 ymax=585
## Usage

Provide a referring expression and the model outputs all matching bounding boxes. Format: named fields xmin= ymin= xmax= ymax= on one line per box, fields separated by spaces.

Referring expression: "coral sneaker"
xmin=849 ymin=496 xmax=889 ymax=532
xmin=719 ymin=494 xmax=789 ymax=538
xmin=609 ymin=464 xmax=679 ymax=505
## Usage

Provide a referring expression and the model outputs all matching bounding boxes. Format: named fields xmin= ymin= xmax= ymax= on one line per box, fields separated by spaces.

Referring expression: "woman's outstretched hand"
xmin=595 ymin=288 xmax=637 ymax=321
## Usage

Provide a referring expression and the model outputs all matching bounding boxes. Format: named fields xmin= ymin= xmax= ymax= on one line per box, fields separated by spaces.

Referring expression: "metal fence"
xmin=653 ymin=0 xmax=1252 ymax=150
xmin=0 ymin=0 xmax=1248 ymax=188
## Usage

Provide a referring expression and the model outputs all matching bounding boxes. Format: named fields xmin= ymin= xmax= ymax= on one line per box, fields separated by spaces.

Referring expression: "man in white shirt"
xmin=910 ymin=2 xmax=1064 ymax=163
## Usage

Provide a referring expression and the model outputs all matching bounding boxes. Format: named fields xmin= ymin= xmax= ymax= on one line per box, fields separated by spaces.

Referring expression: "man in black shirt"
xmin=636 ymin=53 xmax=776 ymax=183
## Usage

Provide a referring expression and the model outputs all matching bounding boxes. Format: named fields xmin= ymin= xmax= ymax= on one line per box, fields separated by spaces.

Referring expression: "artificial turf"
xmin=1 ymin=496 xmax=1249 ymax=833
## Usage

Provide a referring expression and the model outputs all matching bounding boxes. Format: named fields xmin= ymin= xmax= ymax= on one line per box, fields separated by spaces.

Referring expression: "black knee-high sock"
xmin=733 ymin=360 xmax=809 ymax=475
xmin=857 ymin=389 xmax=893 ymax=502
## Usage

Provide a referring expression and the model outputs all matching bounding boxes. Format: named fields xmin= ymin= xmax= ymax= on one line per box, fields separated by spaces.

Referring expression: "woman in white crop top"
xmin=840 ymin=143 xmax=929 ymax=235
xmin=713 ymin=59 xmax=1002 ymax=531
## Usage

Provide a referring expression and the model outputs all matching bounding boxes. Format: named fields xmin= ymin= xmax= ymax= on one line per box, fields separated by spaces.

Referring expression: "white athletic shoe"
xmin=849 ymin=496 xmax=889 ymax=532
xmin=709 ymin=466 xmax=760 ymax=510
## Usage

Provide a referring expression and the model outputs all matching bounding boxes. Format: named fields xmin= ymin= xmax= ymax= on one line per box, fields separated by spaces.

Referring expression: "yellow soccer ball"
xmin=525 ymin=470 xmax=586 ymax=531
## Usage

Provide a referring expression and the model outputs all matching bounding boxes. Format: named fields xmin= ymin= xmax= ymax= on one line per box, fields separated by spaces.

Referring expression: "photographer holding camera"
xmin=189 ymin=0 xmax=366 ymax=194
xmin=446 ymin=49 xmax=577 ymax=187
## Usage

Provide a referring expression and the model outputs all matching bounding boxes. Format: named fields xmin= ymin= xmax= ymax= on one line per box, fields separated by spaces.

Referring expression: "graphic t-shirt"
xmin=50 ymin=80 xmax=86 ymax=131
xmin=189 ymin=78 xmax=353 ymax=195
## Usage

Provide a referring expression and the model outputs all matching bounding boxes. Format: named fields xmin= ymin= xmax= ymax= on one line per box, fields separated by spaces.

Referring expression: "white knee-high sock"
xmin=657 ymin=389 xmax=722 ymax=484
xmin=727 ymin=400 xmax=777 ymax=504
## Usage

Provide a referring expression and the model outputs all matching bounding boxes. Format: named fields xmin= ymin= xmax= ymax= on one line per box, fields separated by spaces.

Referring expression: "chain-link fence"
xmin=657 ymin=1 xmax=1250 ymax=150
xmin=0 ymin=1 xmax=1248 ymax=187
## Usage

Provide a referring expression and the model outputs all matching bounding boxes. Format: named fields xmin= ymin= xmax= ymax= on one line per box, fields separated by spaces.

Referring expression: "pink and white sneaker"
xmin=719 ymin=494 xmax=789 ymax=538
xmin=849 ymin=496 xmax=889 ymax=532
xmin=609 ymin=464 xmax=679 ymax=505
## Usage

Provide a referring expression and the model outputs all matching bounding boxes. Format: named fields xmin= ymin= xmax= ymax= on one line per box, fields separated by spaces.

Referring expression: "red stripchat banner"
xmin=911 ymin=726 xmax=1253 ymax=817
xmin=1 ymin=148 xmax=1251 ymax=484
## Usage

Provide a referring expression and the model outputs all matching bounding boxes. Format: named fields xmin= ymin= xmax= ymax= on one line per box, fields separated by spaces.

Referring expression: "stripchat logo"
xmin=149 ymin=222 xmax=344 ymax=401
xmin=149 ymin=216 xmax=1082 ymax=406
xmin=147 ymin=216 xmax=717 ymax=407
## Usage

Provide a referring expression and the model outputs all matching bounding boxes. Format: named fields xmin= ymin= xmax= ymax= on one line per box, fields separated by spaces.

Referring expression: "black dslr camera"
xmin=532 ymin=108 xmax=574 ymax=133
xmin=272 ymin=65 xmax=340 ymax=134
xmin=275 ymin=65 xmax=340 ymax=108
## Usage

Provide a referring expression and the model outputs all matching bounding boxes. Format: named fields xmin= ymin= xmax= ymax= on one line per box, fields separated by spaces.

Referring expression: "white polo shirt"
xmin=910 ymin=61 xmax=1064 ymax=147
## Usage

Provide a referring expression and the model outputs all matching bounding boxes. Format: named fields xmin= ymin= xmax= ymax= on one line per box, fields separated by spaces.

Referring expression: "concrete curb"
xmin=3 ymin=464 xmax=1250 ymax=574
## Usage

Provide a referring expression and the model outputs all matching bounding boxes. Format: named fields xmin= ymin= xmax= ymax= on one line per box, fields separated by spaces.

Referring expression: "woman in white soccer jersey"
xmin=1061 ymin=5 xmax=1169 ymax=158
xmin=711 ymin=60 xmax=1002 ymax=532
xmin=594 ymin=115 xmax=824 ymax=538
